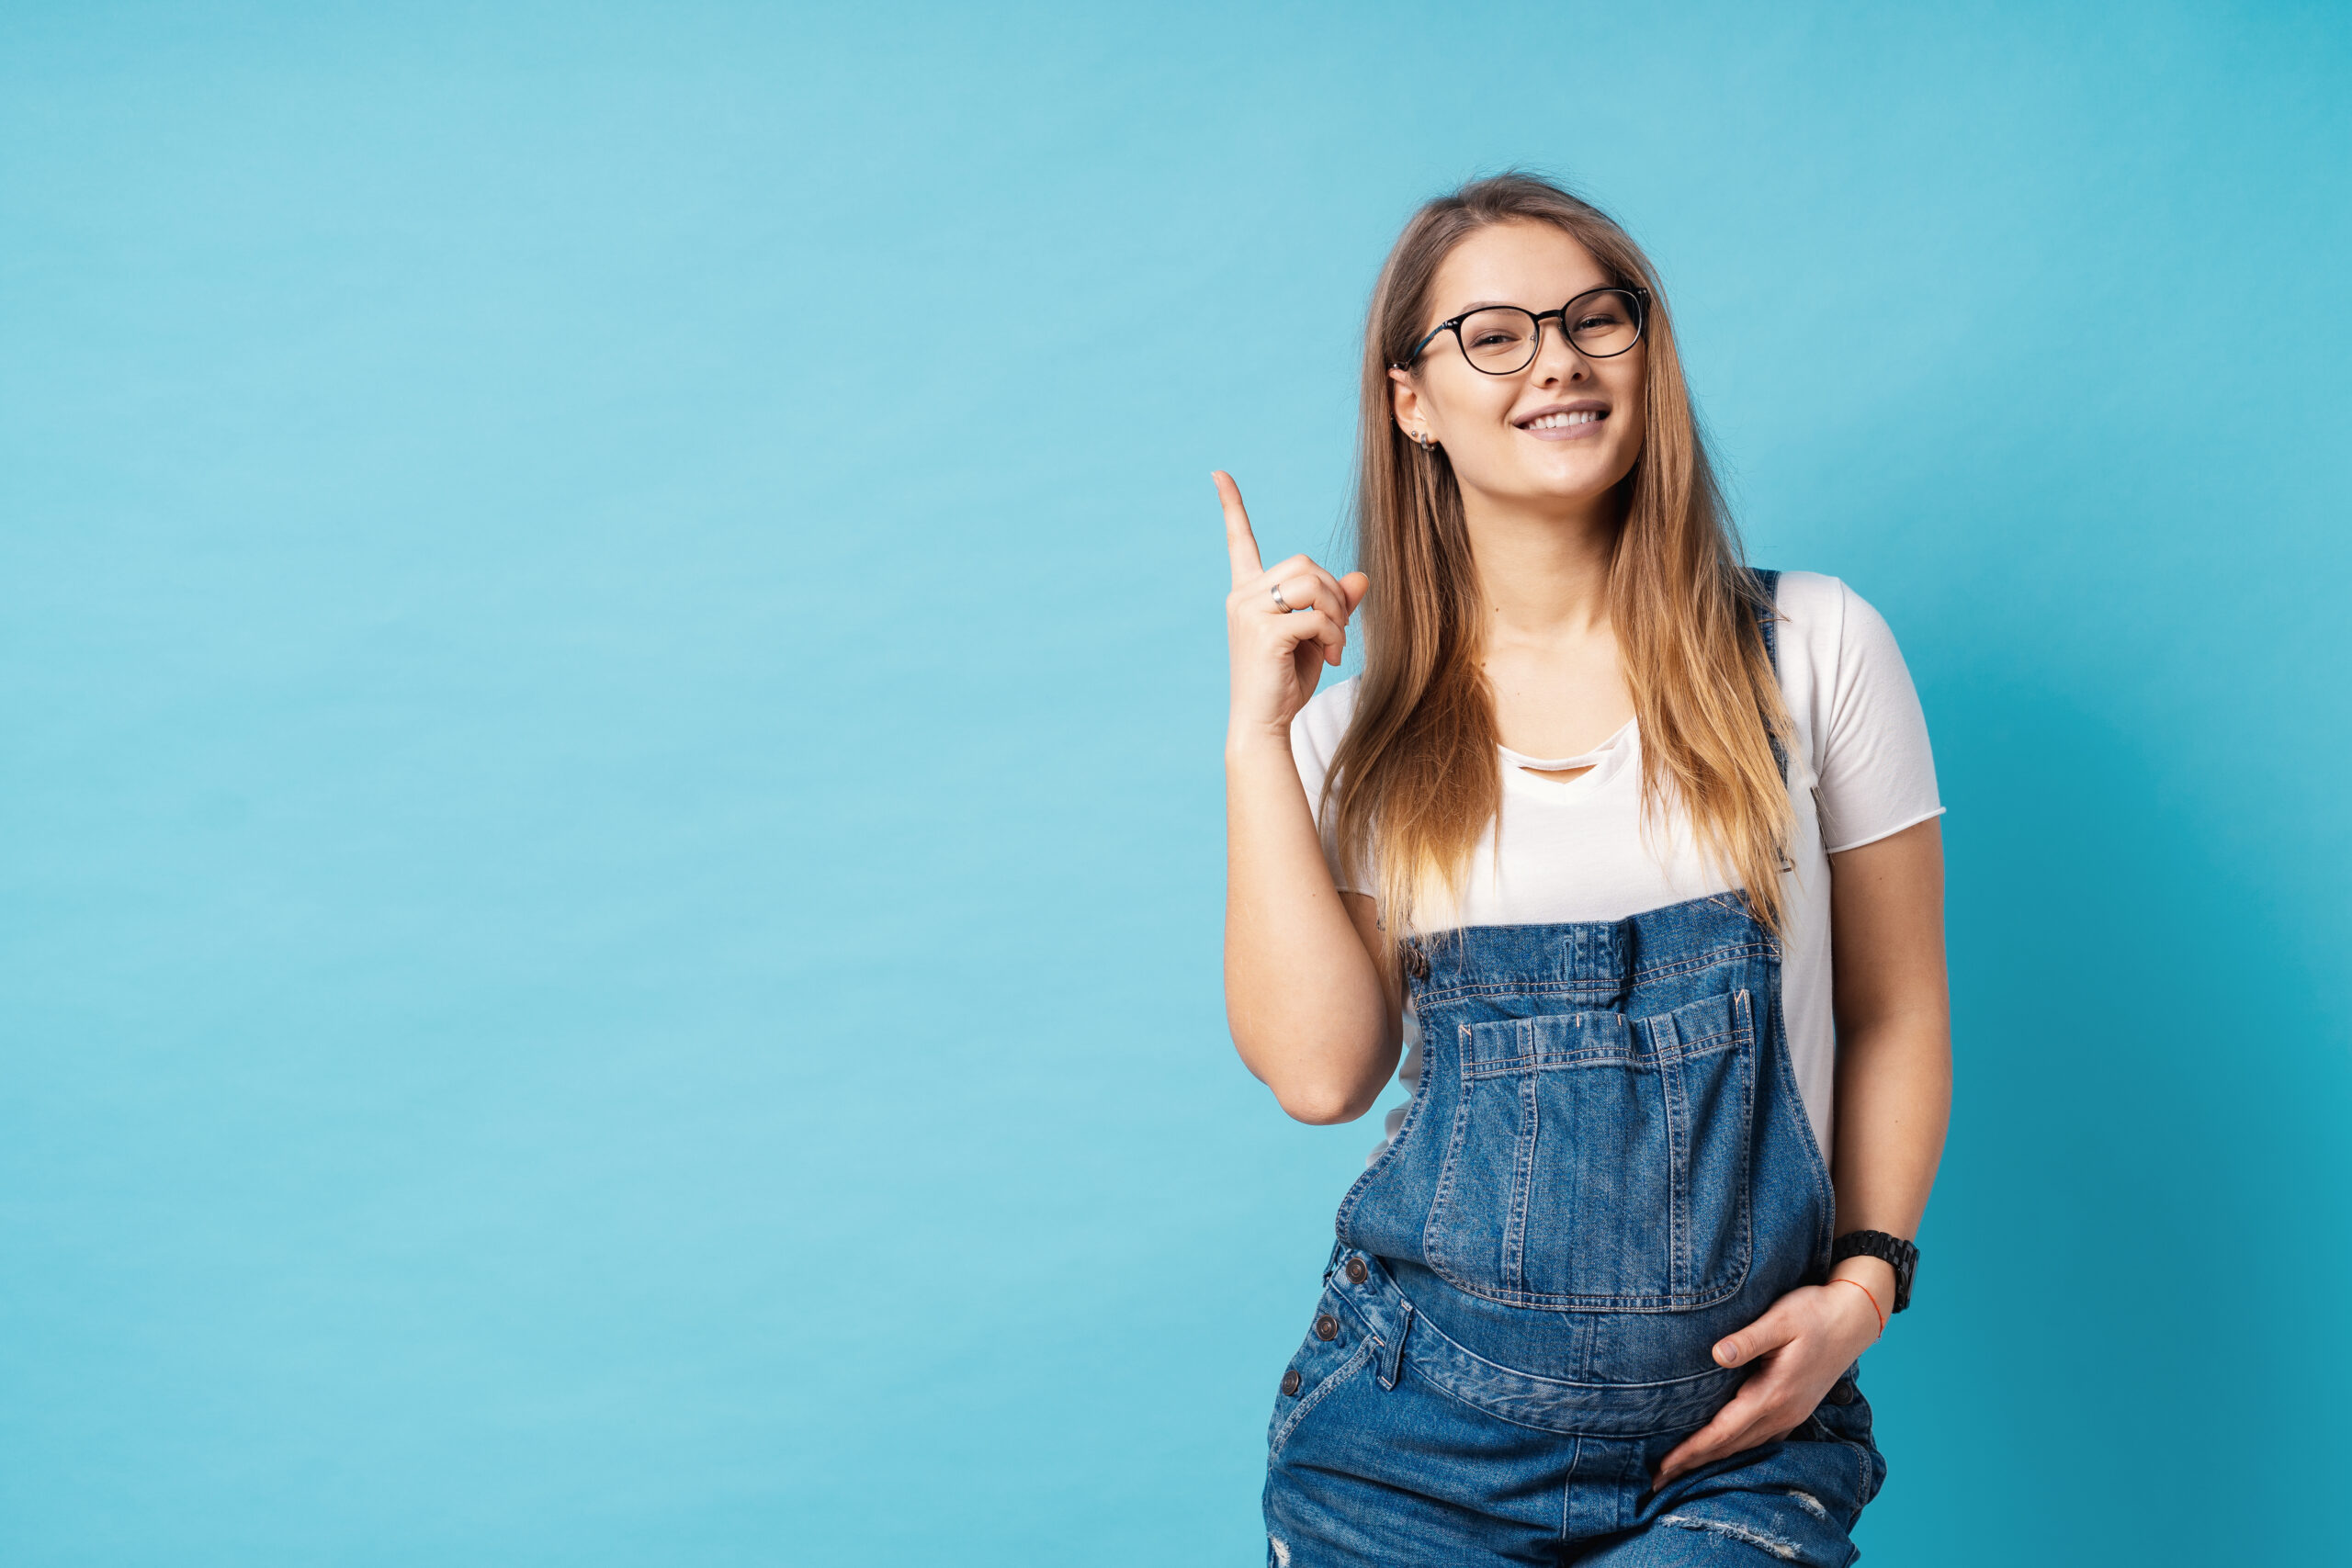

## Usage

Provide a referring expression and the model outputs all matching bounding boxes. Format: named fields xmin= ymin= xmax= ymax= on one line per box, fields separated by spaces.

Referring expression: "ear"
xmin=1387 ymin=367 xmax=1427 ymax=445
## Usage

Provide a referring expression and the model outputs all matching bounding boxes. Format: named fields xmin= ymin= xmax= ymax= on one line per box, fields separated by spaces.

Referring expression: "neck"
xmin=1459 ymin=487 xmax=1622 ymax=643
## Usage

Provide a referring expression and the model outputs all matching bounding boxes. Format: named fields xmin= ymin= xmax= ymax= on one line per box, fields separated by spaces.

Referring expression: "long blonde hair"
xmin=1325 ymin=172 xmax=1795 ymax=939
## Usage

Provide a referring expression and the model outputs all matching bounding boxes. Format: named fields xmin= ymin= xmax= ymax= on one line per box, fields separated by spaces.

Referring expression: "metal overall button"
xmin=1344 ymin=1257 xmax=1368 ymax=1283
xmin=1313 ymin=1314 xmax=1340 ymax=1341
xmin=1280 ymin=1368 xmax=1302 ymax=1396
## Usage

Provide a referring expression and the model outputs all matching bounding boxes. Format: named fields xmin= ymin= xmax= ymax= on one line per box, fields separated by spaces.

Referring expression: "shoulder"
xmin=1288 ymin=675 xmax=1363 ymax=780
xmin=1765 ymin=569 xmax=1907 ymax=670
xmin=1296 ymin=674 xmax=1362 ymax=739
xmin=1292 ymin=675 xmax=1363 ymax=751
xmin=1763 ymin=570 xmax=1941 ymax=834
xmin=1764 ymin=568 xmax=1851 ymax=641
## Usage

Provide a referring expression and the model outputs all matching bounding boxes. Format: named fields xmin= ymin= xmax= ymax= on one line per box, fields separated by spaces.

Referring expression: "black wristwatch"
xmin=1830 ymin=1230 xmax=1918 ymax=1313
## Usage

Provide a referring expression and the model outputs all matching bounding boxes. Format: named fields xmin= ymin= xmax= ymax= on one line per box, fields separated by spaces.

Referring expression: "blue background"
xmin=5 ymin=3 xmax=2348 ymax=1562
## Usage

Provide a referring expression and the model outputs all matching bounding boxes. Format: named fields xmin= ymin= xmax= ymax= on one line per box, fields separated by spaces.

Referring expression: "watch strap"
xmin=1830 ymin=1229 xmax=1918 ymax=1313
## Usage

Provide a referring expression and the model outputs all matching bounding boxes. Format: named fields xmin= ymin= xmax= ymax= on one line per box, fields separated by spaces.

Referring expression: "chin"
xmin=1521 ymin=464 xmax=1628 ymax=508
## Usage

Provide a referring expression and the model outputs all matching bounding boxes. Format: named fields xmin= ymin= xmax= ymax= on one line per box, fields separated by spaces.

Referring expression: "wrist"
xmin=1824 ymin=1261 xmax=1894 ymax=1343
xmin=1829 ymin=1255 xmax=1898 ymax=1307
xmin=1226 ymin=722 xmax=1295 ymax=764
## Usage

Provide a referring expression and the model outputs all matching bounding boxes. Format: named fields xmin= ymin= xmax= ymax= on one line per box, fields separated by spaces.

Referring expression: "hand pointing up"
xmin=1216 ymin=470 xmax=1372 ymax=744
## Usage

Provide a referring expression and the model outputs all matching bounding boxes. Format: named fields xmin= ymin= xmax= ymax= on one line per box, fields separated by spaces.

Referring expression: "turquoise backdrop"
xmin=6 ymin=3 xmax=2347 ymax=1562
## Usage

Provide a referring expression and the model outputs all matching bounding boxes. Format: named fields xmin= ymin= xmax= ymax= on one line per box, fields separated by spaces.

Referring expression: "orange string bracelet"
xmin=1829 ymin=1277 xmax=1885 ymax=1337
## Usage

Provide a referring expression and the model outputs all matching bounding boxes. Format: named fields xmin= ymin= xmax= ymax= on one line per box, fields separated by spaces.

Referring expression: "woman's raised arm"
xmin=1215 ymin=471 xmax=1401 ymax=1123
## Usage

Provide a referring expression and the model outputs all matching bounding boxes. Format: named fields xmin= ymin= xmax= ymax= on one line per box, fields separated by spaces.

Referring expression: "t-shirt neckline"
xmin=1495 ymin=715 xmax=1637 ymax=773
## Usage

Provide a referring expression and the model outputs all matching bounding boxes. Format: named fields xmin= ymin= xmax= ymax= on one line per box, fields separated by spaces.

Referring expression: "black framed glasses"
xmin=1395 ymin=286 xmax=1652 ymax=375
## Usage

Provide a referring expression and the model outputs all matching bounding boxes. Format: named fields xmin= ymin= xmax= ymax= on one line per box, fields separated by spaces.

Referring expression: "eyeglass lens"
xmin=1457 ymin=290 xmax=1641 ymax=373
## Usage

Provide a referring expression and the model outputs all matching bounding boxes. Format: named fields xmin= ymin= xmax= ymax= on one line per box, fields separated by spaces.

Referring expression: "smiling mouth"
xmin=1521 ymin=411 xmax=1605 ymax=430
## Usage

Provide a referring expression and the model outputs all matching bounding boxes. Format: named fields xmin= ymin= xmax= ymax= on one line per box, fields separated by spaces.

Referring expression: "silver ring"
xmin=1270 ymin=581 xmax=1294 ymax=614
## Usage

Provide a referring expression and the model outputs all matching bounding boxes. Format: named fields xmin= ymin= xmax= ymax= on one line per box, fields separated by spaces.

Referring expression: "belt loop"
xmin=1374 ymin=1301 xmax=1413 ymax=1391
xmin=1642 ymin=1009 xmax=1677 ymax=1061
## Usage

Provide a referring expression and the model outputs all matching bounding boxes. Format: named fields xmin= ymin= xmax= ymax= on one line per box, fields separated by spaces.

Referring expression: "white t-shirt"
xmin=1288 ymin=570 xmax=1944 ymax=1166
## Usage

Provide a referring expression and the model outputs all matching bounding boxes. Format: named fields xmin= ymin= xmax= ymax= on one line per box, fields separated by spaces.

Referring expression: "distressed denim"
xmin=1264 ymin=1244 xmax=1884 ymax=1565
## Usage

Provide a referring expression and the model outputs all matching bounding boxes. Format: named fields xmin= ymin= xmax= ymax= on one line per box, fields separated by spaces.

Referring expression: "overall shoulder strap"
xmin=1749 ymin=567 xmax=1782 ymax=674
xmin=1747 ymin=568 xmax=1787 ymax=786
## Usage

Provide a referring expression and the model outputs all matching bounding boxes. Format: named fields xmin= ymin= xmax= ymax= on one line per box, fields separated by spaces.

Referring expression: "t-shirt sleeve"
xmin=1813 ymin=580 xmax=1945 ymax=853
xmin=1288 ymin=682 xmax=1373 ymax=895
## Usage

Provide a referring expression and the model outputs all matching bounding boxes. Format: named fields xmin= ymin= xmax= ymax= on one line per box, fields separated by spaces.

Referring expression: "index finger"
xmin=1652 ymin=1383 xmax=1778 ymax=1489
xmin=1650 ymin=1406 xmax=1743 ymax=1489
xmin=1212 ymin=470 xmax=1262 ymax=588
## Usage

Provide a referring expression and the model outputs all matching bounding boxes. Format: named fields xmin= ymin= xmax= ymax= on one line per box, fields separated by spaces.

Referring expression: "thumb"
xmin=1340 ymin=571 xmax=1371 ymax=613
xmin=1713 ymin=1307 xmax=1797 ymax=1369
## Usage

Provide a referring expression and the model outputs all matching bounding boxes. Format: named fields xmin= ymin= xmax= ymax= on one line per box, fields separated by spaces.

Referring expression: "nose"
xmin=1530 ymin=316 xmax=1590 ymax=386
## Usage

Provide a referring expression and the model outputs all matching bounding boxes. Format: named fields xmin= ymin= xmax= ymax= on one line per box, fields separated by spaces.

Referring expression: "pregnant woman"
xmin=1218 ymin=172 xmax=1950 ymax=1566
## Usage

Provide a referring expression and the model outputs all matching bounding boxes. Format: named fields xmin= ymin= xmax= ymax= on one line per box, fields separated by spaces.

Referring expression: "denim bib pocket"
xmin=1423 ymin=987 xmax=1758 ymax=1309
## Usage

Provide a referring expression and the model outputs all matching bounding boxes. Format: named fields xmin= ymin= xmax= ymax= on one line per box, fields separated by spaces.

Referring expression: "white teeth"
xmin=1524 ymin=411 xmax=1601 ymax=429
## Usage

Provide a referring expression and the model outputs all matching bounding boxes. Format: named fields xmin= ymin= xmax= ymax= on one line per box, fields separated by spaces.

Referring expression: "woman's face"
xmin=1390 ymin=220 xmax=1647 ymax=518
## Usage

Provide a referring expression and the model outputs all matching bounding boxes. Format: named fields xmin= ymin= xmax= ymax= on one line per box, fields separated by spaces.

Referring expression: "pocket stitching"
xmin=1416 ymin=1023 xmax=1481 ymax=1282
xmin=1501 ymin=1064 xmax=1538 ymax=1294
xmin=1268 ymin=1337 xmax=1374 ymax=1460
xmin=1422 ymin=989 xmax=1760 ymax=1311
xmin=1330 ymin=1020 xmax=1441 ymax=1243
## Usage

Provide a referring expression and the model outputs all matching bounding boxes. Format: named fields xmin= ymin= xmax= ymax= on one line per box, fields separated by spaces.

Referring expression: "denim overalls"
xmin=1263 ymin=572 xmax=1887 ymax=1567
